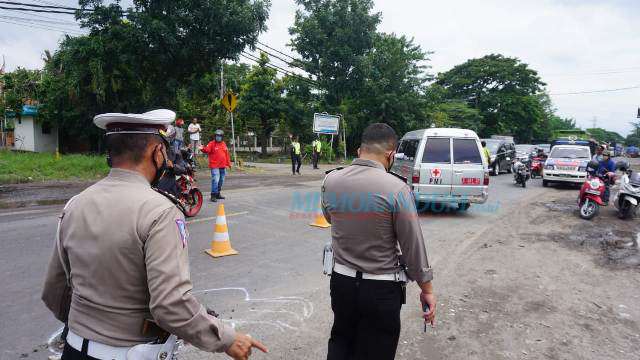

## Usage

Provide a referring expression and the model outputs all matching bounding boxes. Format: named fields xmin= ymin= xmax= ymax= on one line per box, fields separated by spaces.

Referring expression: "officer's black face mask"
xmin=151 ymin=144 xmax=170 ymax=187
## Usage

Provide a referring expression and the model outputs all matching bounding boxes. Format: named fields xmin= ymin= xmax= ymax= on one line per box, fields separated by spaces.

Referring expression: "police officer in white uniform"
xmin=322 ymin=123 xmax=436 ymax=360
xmin=42 ymin=109 xmax=267 ymax=360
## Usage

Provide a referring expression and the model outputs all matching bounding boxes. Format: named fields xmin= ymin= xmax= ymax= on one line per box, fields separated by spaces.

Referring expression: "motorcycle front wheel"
xmin=183 ymin=189 xmax=204 ymax=217
xmin=618 ymin=201 xmax=633 ymax=219
xmin=579 ymin=199 xmax=599 ymax=220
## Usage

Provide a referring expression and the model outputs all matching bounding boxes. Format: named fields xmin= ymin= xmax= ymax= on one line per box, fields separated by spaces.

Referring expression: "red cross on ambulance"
xmin=431 ymin=168 xmax=441 ymax=178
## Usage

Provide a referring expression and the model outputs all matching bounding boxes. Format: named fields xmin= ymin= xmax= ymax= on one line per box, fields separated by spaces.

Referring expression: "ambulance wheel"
xmin=457 ymin=203 xmax=470 ymax=211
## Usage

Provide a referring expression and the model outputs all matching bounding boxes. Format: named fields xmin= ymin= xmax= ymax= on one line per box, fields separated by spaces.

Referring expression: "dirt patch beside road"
xmin=415 ymin=185 xmax=640 ymax=360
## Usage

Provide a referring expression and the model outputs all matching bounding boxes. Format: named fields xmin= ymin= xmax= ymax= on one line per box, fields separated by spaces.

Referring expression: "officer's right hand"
xmin=420 ymin=291 xmax=437 ymax=326
xmin=225 ymin=332 xmax=268 ymax=360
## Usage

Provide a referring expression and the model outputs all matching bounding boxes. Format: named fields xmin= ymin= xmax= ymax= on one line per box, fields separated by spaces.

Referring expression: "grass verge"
xmin=0 ymin=150 xmax=109 ymax=184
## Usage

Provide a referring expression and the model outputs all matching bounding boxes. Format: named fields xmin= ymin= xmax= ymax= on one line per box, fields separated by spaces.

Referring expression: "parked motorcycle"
xmin=613 ymin=160 xmax=640 ymax=219
xmin=513 ymin=159 xmax=530 ymax=188
xmin=577 ymin=160 xmax=614 ymax=220
xmin=178 ymin=147 xmax=203 ymax=217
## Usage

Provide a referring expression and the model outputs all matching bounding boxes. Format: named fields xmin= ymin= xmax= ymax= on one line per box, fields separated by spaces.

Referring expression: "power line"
xmin=0 ymin=5 xmax=75 ymax=14
xmin=0 ymin=8 xmax=79 ymax=24
xmin=0 ymin=17 xmax=83 ymax=34
xmin=0 ymin=13 xmax=80 ymax=27
xmin=240 ymin=52 xmax=319 ymax=87
xmin=256 ymin=41 xmax=297 ymax=62
xmin=550 ymin=85 xmax=640 ymax=96
xmin=253 ymin=45 xmax=312 ymax=76
xmin=0 ymin=1 xmax=90 ymax=11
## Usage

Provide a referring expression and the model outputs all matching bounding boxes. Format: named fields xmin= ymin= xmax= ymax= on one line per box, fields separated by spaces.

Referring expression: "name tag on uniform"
xmin=175 ymin=219 xmax=189 ymax=248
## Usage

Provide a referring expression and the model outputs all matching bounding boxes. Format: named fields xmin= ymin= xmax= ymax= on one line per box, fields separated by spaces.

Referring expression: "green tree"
xmin=289 ymin=0 xmax=380 ymax=108
xmin=436 ymin=54 xmax=546 ymax=142
xmin=349 ymin=33 xmax=431 ymax=138
xmin=586 ymin=128 xmax=624 ymax=144
xmin=239 ymin=53 xmax=284 ymax=155
xmin=1 ymin=68 xmax=42 ymax=119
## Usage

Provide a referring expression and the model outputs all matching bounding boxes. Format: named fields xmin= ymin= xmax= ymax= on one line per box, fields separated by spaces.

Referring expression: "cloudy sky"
xmin=1 ymin=0 xmax=638 ymax=135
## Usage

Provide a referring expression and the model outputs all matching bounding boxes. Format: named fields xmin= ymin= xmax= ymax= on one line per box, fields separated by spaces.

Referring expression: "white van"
xmin=391 ymin=128 xmax=489 ymax=210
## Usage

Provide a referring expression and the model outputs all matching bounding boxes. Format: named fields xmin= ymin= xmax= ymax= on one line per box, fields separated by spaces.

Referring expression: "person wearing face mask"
xmin=200 ymin=129 xmax=231 ymax=202
xmin=42 ymin=110 xmax=266 ymax=360
xmin=321 ymin=123 xmax=436 ymax=360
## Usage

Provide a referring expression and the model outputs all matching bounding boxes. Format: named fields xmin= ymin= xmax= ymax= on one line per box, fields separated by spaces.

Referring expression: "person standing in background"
xmin=173 ymin=118 xmax=185 ymax=153
xmin=481 ymin=141 xmax=491 ymax=166
xmin=312 ymin=138 xmax=322 ymax=169
xmin=200 ymin=130 xmax=231 ymax=202
xmin=290 ymin=135 xmax=302 ymax=175
xmin=188 ymin=118 xmax=202 ymax=155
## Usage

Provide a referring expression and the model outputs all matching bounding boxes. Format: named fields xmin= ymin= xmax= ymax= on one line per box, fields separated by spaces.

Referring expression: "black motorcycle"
xmin=513 ymin=160 xmax=530 ymax=188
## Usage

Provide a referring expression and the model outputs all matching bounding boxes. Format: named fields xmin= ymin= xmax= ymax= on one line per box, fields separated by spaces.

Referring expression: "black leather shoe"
xmin=210 ymin=194 xmax=217 ymax=202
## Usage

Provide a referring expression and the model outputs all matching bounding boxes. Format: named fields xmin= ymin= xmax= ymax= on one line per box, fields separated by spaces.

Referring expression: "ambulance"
xmin=391 ymin=128 xmax=489 ymax=211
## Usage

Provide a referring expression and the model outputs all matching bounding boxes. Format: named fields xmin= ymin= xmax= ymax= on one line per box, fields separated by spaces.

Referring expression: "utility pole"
xmin=219 ymin=62 xmax=225 ymax=99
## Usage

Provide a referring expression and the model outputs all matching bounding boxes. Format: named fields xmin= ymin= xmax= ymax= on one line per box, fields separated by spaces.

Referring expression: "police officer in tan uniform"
xmin=322 ymin=123 xmax=436 ymax=360
xmin=42 ymin=109 xmax=267 ymax=360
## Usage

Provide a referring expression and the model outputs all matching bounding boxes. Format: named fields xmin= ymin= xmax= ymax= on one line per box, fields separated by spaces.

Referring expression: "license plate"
xmin=557 ymin=166 xmax=575 ymax=171
xmin=461 ymin=177 xmax=480 ymax=185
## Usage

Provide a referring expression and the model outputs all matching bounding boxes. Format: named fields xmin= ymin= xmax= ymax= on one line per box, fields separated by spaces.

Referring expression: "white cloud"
xmin=2 ymin=0 xmax=638 ymax=135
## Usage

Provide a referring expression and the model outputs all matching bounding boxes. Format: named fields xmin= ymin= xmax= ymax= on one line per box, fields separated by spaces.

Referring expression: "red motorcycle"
xmin=577 ymin=160 xmax=614 ymax=220
xmin=177 ymin=148 xmax=203 ymax=217
xmin=530 ymin=156 xmax=545 ymax=178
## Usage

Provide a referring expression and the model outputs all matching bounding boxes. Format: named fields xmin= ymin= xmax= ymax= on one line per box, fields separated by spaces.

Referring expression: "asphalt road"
xmin=1 ymin=168 xmax=638 ymax=360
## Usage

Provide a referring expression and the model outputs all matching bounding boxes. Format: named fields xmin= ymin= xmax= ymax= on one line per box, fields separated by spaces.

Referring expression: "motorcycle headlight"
xmin=490 ymin=155 xmax=496 ymax=162
xmin=545 ymin=165 xmax=554 ymax=170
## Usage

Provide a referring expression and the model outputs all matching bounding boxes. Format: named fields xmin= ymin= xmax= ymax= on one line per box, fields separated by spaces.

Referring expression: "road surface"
xmin=0 ymin=167 xmax=638 ymax=360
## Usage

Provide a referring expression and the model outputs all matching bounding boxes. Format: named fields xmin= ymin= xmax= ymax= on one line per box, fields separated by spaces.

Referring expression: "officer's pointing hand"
xmin=420 ymin=292 xmax=437 ymax=326
xmin=226 ymin=332 xmax=268 ymax=360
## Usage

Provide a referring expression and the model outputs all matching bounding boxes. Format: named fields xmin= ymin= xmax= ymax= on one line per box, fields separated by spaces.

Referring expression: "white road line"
xmin=187 ymin=211 xmax=248 ymax=224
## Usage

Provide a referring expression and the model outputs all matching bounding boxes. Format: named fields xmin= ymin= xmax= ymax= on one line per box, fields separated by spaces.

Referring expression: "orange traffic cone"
xmin=309 ymin=202 xmax=331 ymax=228
xmin=205 ymin=204 xmax=239 ymax=258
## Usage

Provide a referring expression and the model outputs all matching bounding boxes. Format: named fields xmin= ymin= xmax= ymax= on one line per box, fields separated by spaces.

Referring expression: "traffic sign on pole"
xmin=221 ymin=91 xmax=238 ymax=112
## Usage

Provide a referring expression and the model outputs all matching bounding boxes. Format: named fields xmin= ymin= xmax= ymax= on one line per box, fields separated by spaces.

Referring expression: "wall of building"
xmin=33 ymin=121 xmax=58 ymax=153
xmin=12 ymin=117 xmax=35 ymax=152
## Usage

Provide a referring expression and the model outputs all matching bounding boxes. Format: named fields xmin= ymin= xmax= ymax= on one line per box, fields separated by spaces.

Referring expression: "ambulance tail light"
xmin=412 ymin=169 xmax=420 ymax=184
xmin=484 ymin=171 xmax=490 ymax=186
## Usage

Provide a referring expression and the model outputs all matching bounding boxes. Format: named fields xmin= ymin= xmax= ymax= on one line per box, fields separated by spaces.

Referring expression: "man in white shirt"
xmin=188 ymin=118 xmax=202 ymax=155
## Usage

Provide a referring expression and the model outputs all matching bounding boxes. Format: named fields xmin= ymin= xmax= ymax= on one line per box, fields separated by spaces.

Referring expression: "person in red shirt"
xmin=199 ymin=129 xmax=231 ymax=202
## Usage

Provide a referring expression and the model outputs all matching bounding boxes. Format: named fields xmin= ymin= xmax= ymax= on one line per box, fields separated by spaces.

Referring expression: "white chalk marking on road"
xmin=194 ymin=287 xmax=314 ymax=332
xmin=187 ymin=211 xmax=248 ymax=224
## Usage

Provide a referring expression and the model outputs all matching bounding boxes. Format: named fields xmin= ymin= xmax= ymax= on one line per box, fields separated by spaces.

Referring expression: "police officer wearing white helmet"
xmin=42 ymin=109 xmax=267 ymax=360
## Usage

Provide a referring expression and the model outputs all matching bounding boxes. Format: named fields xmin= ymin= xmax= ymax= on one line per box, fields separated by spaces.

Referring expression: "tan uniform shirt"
xmin=42 ymin=168 xmax=235 ymax=352
xmin=321 ymin=159 xmax=433 ymax=283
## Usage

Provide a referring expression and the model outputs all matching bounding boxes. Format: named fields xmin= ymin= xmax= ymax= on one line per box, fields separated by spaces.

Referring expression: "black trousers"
xmin=61 ymin=341 xmax=100 ymax=360
xmin=327 ymin=273 xmax=403 ymax=360
xmin=313 ymin=151 xmax=320 ymax=169
xmin=292 ymin=154 xmax=302 ymax=174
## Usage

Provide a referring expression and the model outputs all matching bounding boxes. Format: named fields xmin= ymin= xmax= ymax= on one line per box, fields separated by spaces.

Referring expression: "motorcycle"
xmin=577 ymin=160 xmax=614 ymax=220
xmin=177 ymin=148 xmax=203 ymax=217
xmin=530 ymin=156 xmax=545 ymax=178
xmin=513 ymin=159 xmax=530 ymax=188
xmin=613 ymin=161 xmax=640 ymax=219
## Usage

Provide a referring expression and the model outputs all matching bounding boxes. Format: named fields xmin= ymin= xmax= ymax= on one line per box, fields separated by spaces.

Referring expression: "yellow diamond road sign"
xmin=221 ymin=91 xmax=237 ymax=112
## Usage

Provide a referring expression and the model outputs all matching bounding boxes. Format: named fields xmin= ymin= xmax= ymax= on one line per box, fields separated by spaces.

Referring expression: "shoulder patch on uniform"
xmin=175 ymin=219 xmax=189 ymax=248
